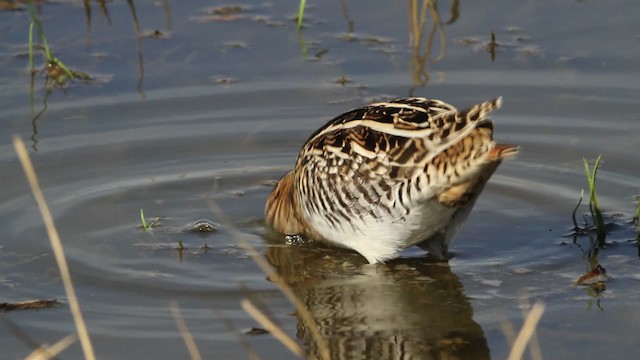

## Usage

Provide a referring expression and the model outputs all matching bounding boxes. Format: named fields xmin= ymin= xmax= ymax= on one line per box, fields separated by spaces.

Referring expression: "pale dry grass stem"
xmin=170 ymin=301 xmax=203 ymax=360
xmin=507 ymin=301 xmax=545 ymax=360
xmin=207 ymin=199 xmax=330 ymax=360
xmin=500 ymin=317 xmax=517 ymax=348
xmin=241 ymin=299 xmax=304 ymax=357
xmin=212 ymin=308 xmax=261 ymax=360
xmin=13 ymin=136 xmax=96 ymax=360
xmin=516 ymin=298 xmax=543 ymax=360
xmin=24 ymin=334 xmax=77 ymax=360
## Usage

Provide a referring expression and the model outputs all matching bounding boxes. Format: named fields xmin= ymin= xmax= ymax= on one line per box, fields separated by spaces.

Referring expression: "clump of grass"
xmin=583 ymin=155 xmax=606 ymax=245
xmin=27 ymin=1 xmax=75 ymax=83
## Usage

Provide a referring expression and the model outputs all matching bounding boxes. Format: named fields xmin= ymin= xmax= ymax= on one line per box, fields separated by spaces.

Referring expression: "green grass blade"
xmin=27 ymin=1 xmax=50 ymax=59
xmin=583 ymin=156 xmax=606 ymax=242
xmin=140 ymin=208 xmax=149 ymax=230
xmin=633 ymin=197 xmax=640 ymax=224
xmin=297 ymin=0 xmax=306 ymax=31
xmin=28 ymin=21 xmax=34 ymax=73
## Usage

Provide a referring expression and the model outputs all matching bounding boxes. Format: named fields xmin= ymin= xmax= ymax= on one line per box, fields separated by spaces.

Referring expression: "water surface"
xmin=1 ymin=1 xmax=639 ymax=359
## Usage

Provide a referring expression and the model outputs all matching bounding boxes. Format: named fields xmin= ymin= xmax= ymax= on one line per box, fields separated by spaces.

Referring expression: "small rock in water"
xmin=189 ymin=219 xmax=219 ymax=233
xmin=285 ymin=234 xmax=305 ymax=245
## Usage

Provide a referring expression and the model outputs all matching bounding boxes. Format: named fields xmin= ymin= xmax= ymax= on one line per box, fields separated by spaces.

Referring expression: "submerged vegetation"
xmin=568 ymin=155 xmax=639 ymax=294
xmin=139 ymin=208 xmax=162 ymax=231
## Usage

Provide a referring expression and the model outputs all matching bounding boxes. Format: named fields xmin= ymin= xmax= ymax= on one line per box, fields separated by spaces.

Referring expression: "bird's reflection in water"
xmin=265 ymin=241 xmax=490 ymax=360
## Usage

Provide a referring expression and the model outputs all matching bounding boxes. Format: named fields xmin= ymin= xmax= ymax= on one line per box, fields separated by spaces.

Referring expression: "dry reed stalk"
xmin=519 ymin=298 xmax=543 ymax=360
xmin=170 ymin=301 xmax=203 ymax=360
xmin=507 ymin=301 xmax=545 ymax=360
xmin=24 ymin=334 xmax=77 ymax=360
xmin=241 ymin=299 xmax=304 ymax=357
xmin=212 ymin=307 xmax=261 ymax=360
xmin=207 ymin=199 xmax=330 ymax=360
xmin=13 ymin=136 xmax=96 ymax=360
xmin=500 ymin=317 xmax=517 ymax=347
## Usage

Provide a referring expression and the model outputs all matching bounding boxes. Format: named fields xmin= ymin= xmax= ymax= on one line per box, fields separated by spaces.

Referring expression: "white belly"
xmin=306 ymin=198 xmax=460 ymax=263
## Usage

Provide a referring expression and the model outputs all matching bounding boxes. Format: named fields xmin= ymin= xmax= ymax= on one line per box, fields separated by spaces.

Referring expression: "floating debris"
xmin=0 ymin=0 xmax=22 ymax=11
xmin=576 ymin=264 xmax=608 ymax=286
xmin=221 ymin=41 xmax=249 ymax=51
xmin=140 ymin=29 xmax=171 ymax=39
xmin=244 ymin=327 xmax=269 ymax=336
xmin=191 ymin=5 xmax=253 ymax=23
xmin=212 ymin=77 xmax=236 ymax=85
xmin=334 ymin=75 xmax=352 ymax=86
xmin=210 ymin=5 xmax=251 ymax=16
xmin=253 ymin=15 xmax=286 ymax=27
xmin=261 ymin=179 xmax=279 ymax=187
xmin=1 ymin=299 xmax=60 ymax=312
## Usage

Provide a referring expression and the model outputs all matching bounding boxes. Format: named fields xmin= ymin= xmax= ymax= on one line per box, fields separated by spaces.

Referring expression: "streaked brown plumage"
xmin=265 ymin=97 xmax=518 ymax=263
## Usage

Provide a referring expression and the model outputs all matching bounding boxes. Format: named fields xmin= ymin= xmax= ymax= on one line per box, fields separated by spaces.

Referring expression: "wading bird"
xmin=265 ymin=97 xmax=518 ymax=263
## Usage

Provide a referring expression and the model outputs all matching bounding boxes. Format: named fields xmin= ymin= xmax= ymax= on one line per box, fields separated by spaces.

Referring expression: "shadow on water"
xmin=265 ymin=239 xmax=490 ymax=359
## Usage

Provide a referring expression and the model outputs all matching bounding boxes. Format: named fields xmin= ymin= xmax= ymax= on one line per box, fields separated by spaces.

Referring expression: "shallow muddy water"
xmin=1 ymin=1 xmax=639 ymax=359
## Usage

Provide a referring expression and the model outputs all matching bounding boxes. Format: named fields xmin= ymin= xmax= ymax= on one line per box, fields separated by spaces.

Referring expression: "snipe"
xmin=265 ymin=97 xmax=518 ymax=263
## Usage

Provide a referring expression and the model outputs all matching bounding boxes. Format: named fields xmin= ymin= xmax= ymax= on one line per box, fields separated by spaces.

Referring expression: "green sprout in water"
xmin=140 ymin=208 xmax=161 ymax=231
xmin=297 ymin=0 xmax=306 ymax=30
xmin=140 ymin=208 xmax=149 ymax=230
xmin=583 ymin=155 xmax=606 ymax=246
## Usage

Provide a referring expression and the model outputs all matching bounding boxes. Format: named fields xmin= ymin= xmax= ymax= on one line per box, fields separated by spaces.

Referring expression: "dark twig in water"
xmin=0 ymin=299 xmax=60 ymax=312
xmin=571 ymin=189 xmax=584 ymax=231
xmin=633 ymin=197 xmax=640 ymax=224
xmin=488 ymin=30 xmax=498 ymax=62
